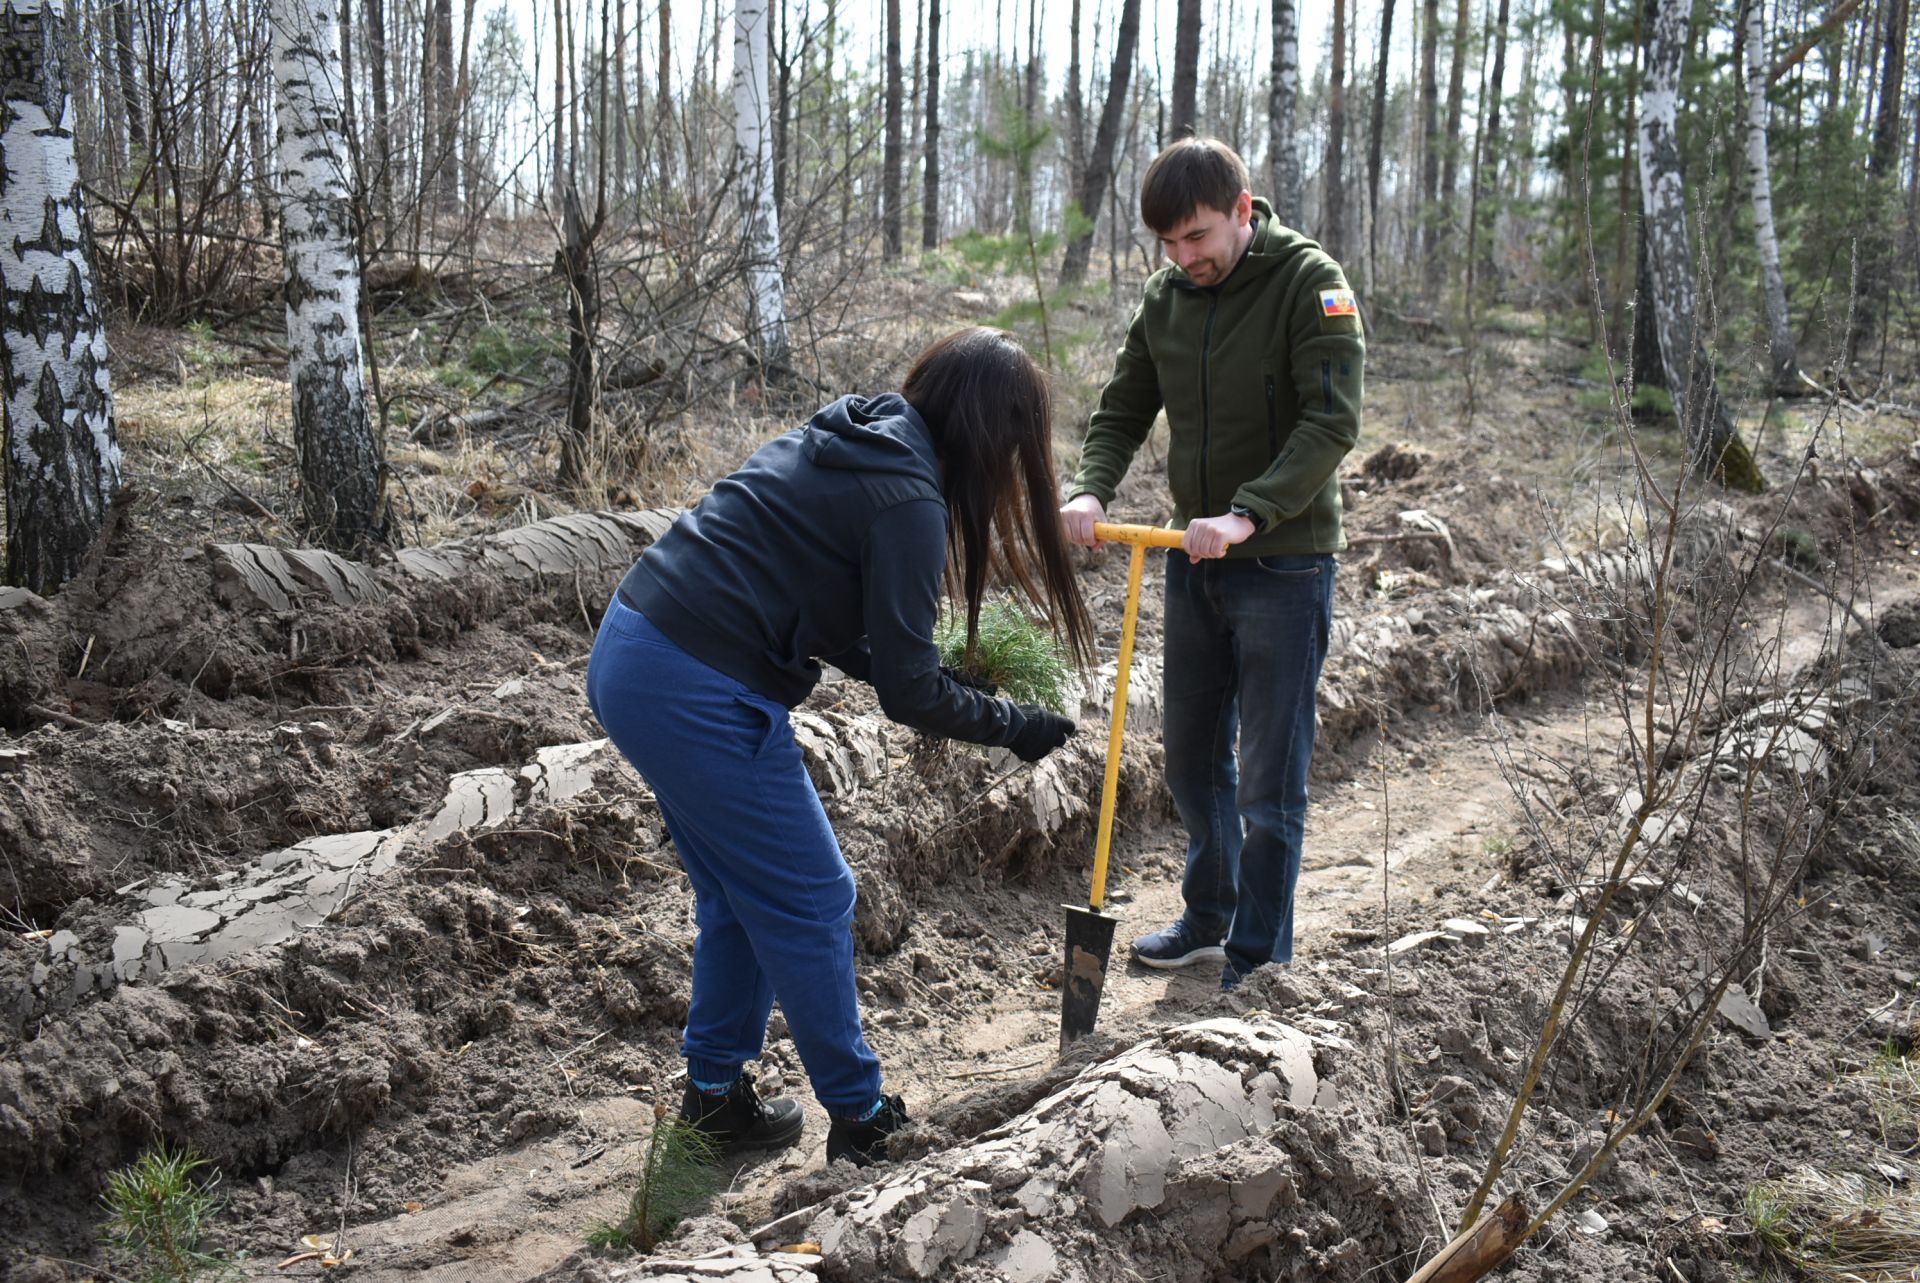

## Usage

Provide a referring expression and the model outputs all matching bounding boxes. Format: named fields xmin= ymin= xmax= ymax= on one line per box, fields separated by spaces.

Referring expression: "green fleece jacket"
xmin=1071 ymin=200 xmax=1364 ymax=555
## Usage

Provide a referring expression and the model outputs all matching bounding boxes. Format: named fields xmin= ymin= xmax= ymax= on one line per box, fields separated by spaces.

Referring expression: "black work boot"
xmin=679 ymin=1071 xmax=805 ymax=1154
xmin=825 ymin=1094 xmax=909 ymax=1167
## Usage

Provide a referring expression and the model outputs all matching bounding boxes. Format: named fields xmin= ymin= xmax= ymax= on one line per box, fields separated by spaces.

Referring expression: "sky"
xmin=486 ymin=0 xmax=1544 ymax=214
xmin=505 ymin=0 xmax=1355 ymax=106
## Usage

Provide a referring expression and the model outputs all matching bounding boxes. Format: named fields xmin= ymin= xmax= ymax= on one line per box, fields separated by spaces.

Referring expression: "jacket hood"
xmin=1171 ymin=197 xmax=1322 ymax=294
xmin=801 ymin=393 xmax=940 ymax=483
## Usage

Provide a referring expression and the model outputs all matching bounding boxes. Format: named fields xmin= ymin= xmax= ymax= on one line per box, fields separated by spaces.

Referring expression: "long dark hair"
xmin=900 ymin=328 xmax=1094 ymax=670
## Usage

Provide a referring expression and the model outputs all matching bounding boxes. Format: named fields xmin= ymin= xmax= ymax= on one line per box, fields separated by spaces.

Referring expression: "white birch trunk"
xmin=1743 ymin=0 xmax=1797 ymax=389
xmin=1637 ymin=0 xmax=1759 ymax=489
xmin=1268 ymin=0 xmax=1301 ymax=224
xmin=732 ymin=0 xmax=789 ymax=366
xmin=0 ymin=0 xmax=123 ymax=595
xmin=272 ymin=0 xmax=384 ymax=549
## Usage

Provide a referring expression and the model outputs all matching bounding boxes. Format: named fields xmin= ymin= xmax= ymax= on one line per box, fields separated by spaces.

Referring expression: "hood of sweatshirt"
xmin=800 ymin=393 xmax=940 ymax=487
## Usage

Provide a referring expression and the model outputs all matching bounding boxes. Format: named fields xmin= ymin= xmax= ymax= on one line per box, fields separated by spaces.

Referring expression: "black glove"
xmin=941 ymin=664 xmax=998 ymax=696
xmin=1007 ymin=704 xmax=1075 ymax=762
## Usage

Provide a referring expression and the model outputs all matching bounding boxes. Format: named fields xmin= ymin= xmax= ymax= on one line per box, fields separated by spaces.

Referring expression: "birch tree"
xmin=1638 ymin=0 xmax=1762 ymax=492
xmin=1268 ymin=0 xmax=1301 ymax=223
xmin=732 ymin=0 xmax=789 ymax=366
xmin=1 ymin=0 xmax=124 ymax=595
xmin=1741 ymin=0 xmax=1796 ymax=391
xmin=272 ymin=0 xmax=386 ymax=549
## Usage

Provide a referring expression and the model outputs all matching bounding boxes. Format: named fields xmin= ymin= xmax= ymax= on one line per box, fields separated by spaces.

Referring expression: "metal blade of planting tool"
xmin=1060 ymin=522 xmax=1186 ymax=1049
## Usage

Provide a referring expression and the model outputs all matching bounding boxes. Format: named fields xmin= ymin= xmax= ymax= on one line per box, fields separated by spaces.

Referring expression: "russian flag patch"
xmin=1319 ymin=288 xmax=1359 ymax=317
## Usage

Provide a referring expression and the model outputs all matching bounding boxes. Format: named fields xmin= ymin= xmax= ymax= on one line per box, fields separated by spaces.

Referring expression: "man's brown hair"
xmin=1139 ymin=137 xmax=1250 ymax=234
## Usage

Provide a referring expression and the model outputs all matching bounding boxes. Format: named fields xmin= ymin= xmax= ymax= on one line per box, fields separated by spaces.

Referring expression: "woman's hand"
xmin=1008 ymin=704 xmax=1076 ymax=762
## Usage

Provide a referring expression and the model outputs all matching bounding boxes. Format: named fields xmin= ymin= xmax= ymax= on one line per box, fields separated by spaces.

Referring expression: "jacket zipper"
xmin=1320 ymin=359 xmax=1333 ymax=411
xmin=1200 ymin=292 xmax=1221 ymax=515
xmin=1264 ymin=373 xmax=1278 ymax=459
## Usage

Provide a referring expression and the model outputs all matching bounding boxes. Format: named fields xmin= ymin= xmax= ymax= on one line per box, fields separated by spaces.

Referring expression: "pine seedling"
xmin=587 ymin=1102 xmax=721 ymax=1255
xmin=936 ymin=599 xmax=1073 ymax=711
xmin=100 ymin=1140 xmax=230 ymax=1283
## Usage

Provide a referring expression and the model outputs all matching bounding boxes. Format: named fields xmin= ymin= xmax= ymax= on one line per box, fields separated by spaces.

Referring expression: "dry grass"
xmin=1744 ymin=1048 xmax=1920 ymax=1282
xmin=1746 ymin=1163 xmax=1920 ymax=1282
xmin=1866 ymin=1046 xmax=1920 ymax=1152
xmin=77 ymin=249 xmax=1132 ymax=564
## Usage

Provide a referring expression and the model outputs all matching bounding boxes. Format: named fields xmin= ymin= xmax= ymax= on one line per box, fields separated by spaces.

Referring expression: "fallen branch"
xmin=1770 ymin=559 xmax=1896 ymax=659
xmin=1403 ymin=1194 xmax=1528 ymax=1283
xmin=1347 ymin=532 xmax=1455 ymax=548
xmin=183 ymin=439 xmax=277 ymax=523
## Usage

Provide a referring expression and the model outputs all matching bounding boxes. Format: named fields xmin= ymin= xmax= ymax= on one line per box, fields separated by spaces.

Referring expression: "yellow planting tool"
xmin=1059 ymin=521 xmax=1188 ymax=1048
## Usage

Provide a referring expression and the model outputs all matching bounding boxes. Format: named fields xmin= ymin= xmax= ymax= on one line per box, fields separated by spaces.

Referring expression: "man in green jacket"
xmin=1061 ymin=138 xmax=1363 ymax=989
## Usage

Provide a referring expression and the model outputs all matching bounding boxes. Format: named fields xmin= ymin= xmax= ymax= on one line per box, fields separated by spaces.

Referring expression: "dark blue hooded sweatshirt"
xmin=615 ymin=393 xmax=1027 ymax=747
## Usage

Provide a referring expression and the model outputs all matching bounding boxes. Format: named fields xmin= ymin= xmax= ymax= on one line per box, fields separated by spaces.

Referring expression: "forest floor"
xmin=4 ymin=280 xmax=1920 ymax=1283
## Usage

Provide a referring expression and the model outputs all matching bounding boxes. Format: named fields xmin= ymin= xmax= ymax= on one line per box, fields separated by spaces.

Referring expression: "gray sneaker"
xmin=1131 ymin=921 xmax=1227 ymax=969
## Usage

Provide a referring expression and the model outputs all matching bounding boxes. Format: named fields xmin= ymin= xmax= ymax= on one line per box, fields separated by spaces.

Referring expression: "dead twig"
xmin=548 ymin=1045 xmax=580 ymax=1097
xmin=552 ymin=1027 xmax=612 ymax=1066
xmin=949 ymin=1054 xmax=1050 ymax=1081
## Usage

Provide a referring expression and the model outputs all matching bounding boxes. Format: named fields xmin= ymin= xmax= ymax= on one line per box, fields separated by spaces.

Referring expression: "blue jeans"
xmin=585 ymin=596 xmax=882 ymax=1115
xmin=1162 ymin=551 xmax=1335 ymax=974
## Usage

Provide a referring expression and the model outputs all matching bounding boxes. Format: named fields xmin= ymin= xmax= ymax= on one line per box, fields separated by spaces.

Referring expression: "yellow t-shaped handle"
xmin=1084 ymin=523 xmax=1184 ymax=910
xmin=1090 ymin=521 xmax=1188 ymax=549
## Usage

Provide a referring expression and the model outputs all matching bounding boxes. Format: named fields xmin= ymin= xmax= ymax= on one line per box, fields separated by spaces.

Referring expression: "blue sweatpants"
xmin=584 ymin=595 xmax=883 ymax=1116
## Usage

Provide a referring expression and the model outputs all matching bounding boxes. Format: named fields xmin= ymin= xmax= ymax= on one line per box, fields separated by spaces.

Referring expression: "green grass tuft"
xmin=935 ymin=599 xmax=1074 ymax=712
xmin=465 ymin=324 xmax=557 ymax=379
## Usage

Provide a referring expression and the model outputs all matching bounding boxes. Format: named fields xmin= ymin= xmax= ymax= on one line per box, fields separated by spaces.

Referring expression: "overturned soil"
xmin=5 ymin=342 xmax=1920 ymax=1283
